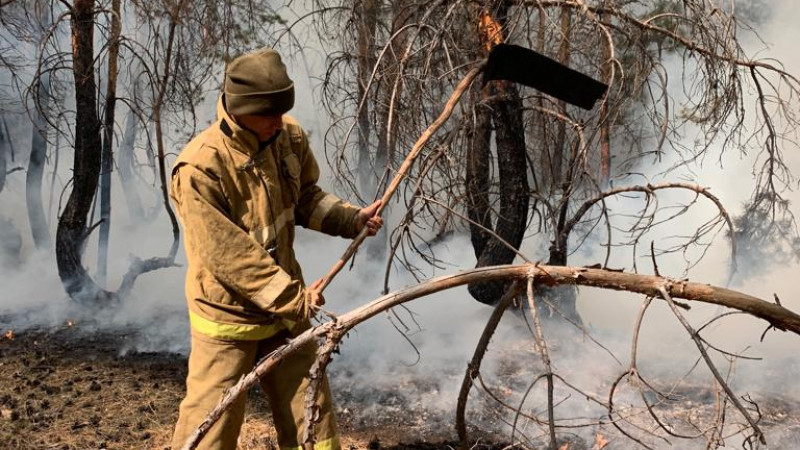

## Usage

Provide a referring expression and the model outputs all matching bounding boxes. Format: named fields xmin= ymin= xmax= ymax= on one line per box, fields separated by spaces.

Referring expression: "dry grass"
xmin=4 ymin=325 xmax=796 ymax=449
xmin=0 ymin=326 xmax=184 ymax=449
xmin=0 ymin=326 xmax=506 ymax=450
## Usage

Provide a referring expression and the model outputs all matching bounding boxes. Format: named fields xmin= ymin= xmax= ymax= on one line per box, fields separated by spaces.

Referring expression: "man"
xmin=170 ymin=48 xmax=382 ymax=450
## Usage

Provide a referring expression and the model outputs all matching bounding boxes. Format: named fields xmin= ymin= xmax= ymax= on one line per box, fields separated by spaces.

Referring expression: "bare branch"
xmin=657 ymin=284 xmax=766 ymax=446
xmin=179 ymin=263 xmax=800 ymax=449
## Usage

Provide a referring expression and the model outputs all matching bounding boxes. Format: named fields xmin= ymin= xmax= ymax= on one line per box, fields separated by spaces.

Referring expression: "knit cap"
xmin=224 ymin=48 xmax=294 ymax=116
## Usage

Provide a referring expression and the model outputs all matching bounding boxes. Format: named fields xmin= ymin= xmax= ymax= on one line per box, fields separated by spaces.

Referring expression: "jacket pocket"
xmin=280 ymin=153 xmax=301 ymax=205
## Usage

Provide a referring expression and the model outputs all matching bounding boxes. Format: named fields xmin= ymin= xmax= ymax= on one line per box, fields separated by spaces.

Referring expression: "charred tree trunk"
xmin=466 ymin=93 xmax=493 ymax=256
xmin=466 ymin=5 xmax=530 ymax=306
xmin=96 ymin=0 xmax=121 ymax=286
xmin=56 ymin=0 xmax=114 ymax=303
xmin=467 ymin=80 xmax=530 ymax=305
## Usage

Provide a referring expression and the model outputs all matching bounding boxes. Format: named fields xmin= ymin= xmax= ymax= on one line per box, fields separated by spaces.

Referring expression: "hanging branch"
xmin=301 ymin=326 xmax=345 ymax=448
xmin=561 ymin=182 xmax=738 ymax=278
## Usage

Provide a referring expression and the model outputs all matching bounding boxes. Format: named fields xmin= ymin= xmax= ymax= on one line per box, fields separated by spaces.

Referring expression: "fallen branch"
xmin=520 ymin=275 xmax=557 ymax=450
xmin=301 ymin=330 xmax=341 ymax=448
xmin=658 ymin=284 xmax=766 ymax=446
xmin=456 ymin=282 xmax=521 ymax=448
xmin=180 ymin=263 xmax=800 ymax=450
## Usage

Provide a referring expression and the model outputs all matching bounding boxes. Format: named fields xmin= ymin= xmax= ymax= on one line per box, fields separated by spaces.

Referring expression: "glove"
xmin=303 ymin=278 xmax=325 ymax=319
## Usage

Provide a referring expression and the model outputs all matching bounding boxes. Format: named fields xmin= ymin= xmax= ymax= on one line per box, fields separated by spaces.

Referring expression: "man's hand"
xmin=304 ymin=278 xmax=325 ymax=318
xmin=355 ymin=200 xmax=384 ymax=236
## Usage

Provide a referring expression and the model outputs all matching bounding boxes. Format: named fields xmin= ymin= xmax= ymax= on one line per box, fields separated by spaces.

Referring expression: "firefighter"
xmin=169 ymin=47 xmax=382 ymax=450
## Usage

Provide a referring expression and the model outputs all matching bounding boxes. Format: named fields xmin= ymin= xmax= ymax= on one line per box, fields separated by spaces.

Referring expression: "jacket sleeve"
xmin=291 ymin=128 xmax=361 ymax=239
xmin=171 ymin=163 xmax=307 ymax=322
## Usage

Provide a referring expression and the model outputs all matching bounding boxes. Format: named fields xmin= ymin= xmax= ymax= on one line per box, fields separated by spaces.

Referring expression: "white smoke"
xmin=0 ymin=1 xmax=799 ymax=447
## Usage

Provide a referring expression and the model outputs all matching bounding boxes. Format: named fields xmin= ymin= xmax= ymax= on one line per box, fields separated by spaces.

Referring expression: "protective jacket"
xmin=170 ymin=97 xmax=359 ymax=340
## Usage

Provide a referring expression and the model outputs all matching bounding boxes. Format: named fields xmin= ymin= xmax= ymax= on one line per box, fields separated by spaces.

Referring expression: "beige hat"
xmin=224 ymin=48 xmax=294 ymax=116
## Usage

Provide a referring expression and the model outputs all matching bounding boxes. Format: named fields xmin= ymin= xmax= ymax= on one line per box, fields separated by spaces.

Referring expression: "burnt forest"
xmin=1 ymin=1 xmax=800 ymax=449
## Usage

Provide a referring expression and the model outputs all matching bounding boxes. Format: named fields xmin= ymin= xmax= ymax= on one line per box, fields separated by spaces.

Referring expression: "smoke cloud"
xmin=0 ymin=1 xmax=799 ymax=447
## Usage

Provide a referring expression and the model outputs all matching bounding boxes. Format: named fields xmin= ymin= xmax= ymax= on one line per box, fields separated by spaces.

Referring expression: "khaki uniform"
xmin=170 ymin=97 xmax=358 ymax=450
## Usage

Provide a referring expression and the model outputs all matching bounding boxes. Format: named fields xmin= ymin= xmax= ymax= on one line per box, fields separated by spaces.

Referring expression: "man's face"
xmin=235 ymin=114 xmax=284 ymax=142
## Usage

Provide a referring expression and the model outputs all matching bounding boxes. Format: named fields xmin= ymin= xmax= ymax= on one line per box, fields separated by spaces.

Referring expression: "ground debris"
xmin=1 ymin=327 xmax=799 ymax=449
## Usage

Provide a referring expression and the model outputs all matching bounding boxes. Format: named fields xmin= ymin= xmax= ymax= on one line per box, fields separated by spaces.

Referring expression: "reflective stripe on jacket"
xmin=171 ymin=96 xmax=360 ymax=339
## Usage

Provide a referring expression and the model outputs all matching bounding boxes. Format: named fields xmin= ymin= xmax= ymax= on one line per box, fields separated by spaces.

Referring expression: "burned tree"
xmin=178 ymin=262 xmax=800 ymax=450
xmin=464 ymin=10 xmax=540 ymax=315
xmin=309 ymin=0 xmax=799 ymax=326
xmin=5 ymin=0 xmax=289 ymax=303
xmin=55 ymin=0 xmax=109 ymax=301
xmin=252 ymin=1 xmax=800 ymax=447
xmin=95 ymin=0 xmax=121 ymax=286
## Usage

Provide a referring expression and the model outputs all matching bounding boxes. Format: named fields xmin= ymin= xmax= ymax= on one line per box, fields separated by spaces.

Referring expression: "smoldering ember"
xmin=1 ymin=1 xmax=800 ymax=449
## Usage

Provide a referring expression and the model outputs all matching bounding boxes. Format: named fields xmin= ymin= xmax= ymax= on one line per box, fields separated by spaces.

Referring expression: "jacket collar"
xmin=216 ymin=95 xmax=261 ymax=156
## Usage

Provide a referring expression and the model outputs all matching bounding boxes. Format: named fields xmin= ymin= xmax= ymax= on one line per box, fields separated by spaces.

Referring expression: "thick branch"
xmin=179 ymin=263 xmax=800 ymax=450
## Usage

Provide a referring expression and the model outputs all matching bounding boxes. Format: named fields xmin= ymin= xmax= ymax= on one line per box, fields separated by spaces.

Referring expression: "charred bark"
xmin=96 ymin=0 xmax=121 ymax=286
xmin=466 ymin=93 xmax=493 ymax=256
xmin=466 ymin=5 xmax=530 ymax=306
xmin=467 ymin=80 xmax=530 ymax=306
xmin=56 ymin=0 xmax=114 ymax=303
